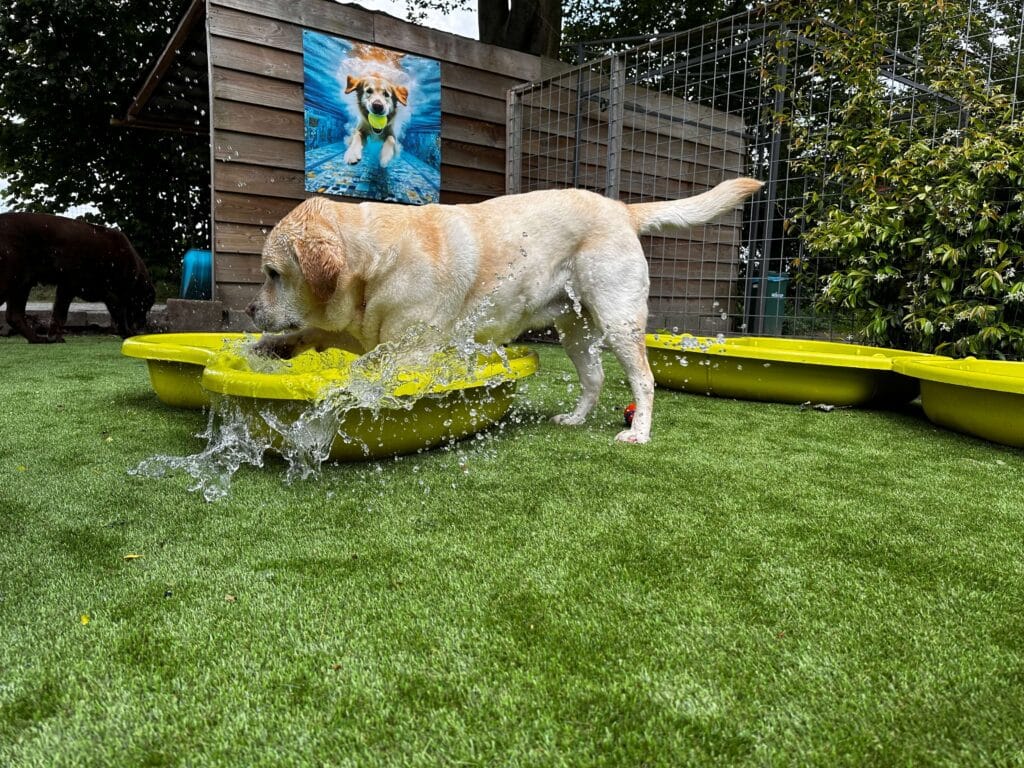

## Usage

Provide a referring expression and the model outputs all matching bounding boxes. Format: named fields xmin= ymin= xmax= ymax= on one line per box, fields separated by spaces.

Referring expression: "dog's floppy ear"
xmin=344 ymin=75 xmax=362 ymax=95
xmin=393 ymin=85 xmax=409 ymax=106
xmin=293 ymin=236 xmax=342 ymax=305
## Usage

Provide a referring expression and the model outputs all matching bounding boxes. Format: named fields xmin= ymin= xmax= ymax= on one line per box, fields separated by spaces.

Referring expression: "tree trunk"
xmin=478 ymin=0 xmax=562 ymax=58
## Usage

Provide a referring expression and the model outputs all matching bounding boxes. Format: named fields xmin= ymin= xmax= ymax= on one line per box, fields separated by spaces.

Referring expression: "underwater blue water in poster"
xmin=302 ymin=30 xmax=442 ymax=204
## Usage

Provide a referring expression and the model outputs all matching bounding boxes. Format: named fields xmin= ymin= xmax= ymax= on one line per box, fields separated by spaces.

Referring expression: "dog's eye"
xmin=265 ymin=267 xmax=280 ymax=281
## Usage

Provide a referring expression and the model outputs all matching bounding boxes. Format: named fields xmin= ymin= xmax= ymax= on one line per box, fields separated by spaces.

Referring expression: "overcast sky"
xmin=350 ymin=0 xmax=478 ymax=39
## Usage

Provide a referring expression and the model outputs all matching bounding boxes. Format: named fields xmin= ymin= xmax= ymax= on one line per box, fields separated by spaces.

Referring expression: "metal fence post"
xmin=605 ymin=54 xmax=625 ymax=199
xmin=506 ymin=87 xmax=523 ymax=195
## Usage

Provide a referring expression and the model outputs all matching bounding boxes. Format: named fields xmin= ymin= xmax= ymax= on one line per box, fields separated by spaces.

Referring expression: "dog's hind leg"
xmin=551 ymin=311 xmax=605 ymax=427
xmin=603 ymin=320 xmax=654 ymax=443
xmin=576 ymin=243 xmax=654 ymax=443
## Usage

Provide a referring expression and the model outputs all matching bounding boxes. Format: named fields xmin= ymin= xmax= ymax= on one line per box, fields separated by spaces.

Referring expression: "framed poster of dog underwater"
xmin=302 ymin=31 xmax=442 ymax=205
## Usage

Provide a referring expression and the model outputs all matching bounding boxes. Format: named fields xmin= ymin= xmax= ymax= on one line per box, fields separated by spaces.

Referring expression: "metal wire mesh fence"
xmin=506 ymin=1 xmax=1024 ymax=342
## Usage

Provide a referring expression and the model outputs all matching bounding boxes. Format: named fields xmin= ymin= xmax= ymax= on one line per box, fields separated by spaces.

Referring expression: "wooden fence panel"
xmin=509 ymin=62 xmax=754 ymax=332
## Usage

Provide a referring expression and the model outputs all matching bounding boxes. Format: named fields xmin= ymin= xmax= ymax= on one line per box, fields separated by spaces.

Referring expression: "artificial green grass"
xmin=1 ymin=335 xmax=1023 ymax=767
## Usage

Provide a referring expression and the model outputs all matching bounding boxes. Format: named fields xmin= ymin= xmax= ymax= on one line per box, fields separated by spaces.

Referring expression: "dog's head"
xmin=345 ymin=74 xmax=408 ymax=134
xmin=122 ymin=271 xmax=156 ymax=336
xmin=247 ymin=199 xmax=357 ymax=333
xmin=109 ymin=235 xmax=155 ymax=337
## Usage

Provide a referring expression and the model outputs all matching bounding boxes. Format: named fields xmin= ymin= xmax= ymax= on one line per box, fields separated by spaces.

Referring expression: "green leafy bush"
xmin=778 ymin=2 xmax=1024 ymax=357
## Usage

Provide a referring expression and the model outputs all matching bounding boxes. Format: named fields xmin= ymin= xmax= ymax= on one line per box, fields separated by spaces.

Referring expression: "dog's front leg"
xmin=5 ymin=287 xmax=55 ymax=344
xmin=253 ymin=327 xmax=365 ymax=359
xmin=380 ymin=136 xmax=399 ymax=168
xmin=344 ymin=132 xmax=364 ymax=165
xmin=48 ymin=284 xmax=74 ymax=341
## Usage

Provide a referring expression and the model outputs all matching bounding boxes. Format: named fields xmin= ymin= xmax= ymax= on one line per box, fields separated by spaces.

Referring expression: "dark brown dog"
xmin=0 ymin=212 xmax=155 ymax=343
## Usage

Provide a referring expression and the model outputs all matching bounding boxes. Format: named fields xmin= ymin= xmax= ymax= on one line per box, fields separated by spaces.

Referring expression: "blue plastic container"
xmin=751 ymin=271 xmax=789 ymax=335
xmin=180 ymin=249 xmax=213 ymax=300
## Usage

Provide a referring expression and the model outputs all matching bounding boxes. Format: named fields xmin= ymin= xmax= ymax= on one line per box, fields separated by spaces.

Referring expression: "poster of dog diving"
xmin=302 ymin=31 xmax=442 ymax=204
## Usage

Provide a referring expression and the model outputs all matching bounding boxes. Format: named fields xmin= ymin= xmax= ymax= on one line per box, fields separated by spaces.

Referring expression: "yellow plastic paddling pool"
xmin=892 ymin=356 xmax=1024 ymax=448
xmin=646 ymin=333 xmax=928 ymax=407
xmin=122 ymin=333 xmax=253 ymax=408
xmin=121 ymin=333 xmax=539 ymax=460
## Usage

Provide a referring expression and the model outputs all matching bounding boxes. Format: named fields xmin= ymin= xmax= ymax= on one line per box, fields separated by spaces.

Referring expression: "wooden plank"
xmin=648 ymin=254 xmax=740 ymax=276
xmin=215 ymin=222 xmax=272 ymax=254
xmin=645 ymin=304 xmax=732 ymax=335
xmin=215 ymin=191 xmax=301 ymax=226
xmin=648 ymin=297 xmax=737 ymax=319
xmin=211 ymin=0 xmax=375 ymax=42
xmin=442 ymin=89 xmax=507 ymax=125
xmin=648 ymin=266 xmax=739 ymax=286
xmin=441 ymin=64 xmax=522 ymax=98
xmin=442 ymin=142 xmax=505 ymax=175
xmin=214 ymin=251 xmax=264 ymax=282
xmin=643 ymin=226 xmax=741 ymax=249
xmin=438 ymin=165 xmax=504 ymax=198
xmin=212 ymin=67 xmax=302 ymax=111
xmin=214 ymin=99 xmax=301 ymax=140
xmin=620 ymin=129 xmax=744 ymax=174
xmin=444 ymin=115 xmax=505 ymax=150
xmin=213 ymin=130 xmax=303 ymax=169
xmin=439 ymin=190 xmax=490 ymax=205
xmin=209 ymin=36 xmax=301 ymax=82
xmin=215 ymin=163 xmax=306 ymax=199
xmin=648 ymin=279 xmax=738 ymax=301
xmin=208 ymin=4 xmax=302 ymax=52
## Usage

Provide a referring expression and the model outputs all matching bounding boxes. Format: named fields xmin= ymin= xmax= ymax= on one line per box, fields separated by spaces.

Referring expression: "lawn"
xmin=2 ymin=335 xmax=1023 ymax=767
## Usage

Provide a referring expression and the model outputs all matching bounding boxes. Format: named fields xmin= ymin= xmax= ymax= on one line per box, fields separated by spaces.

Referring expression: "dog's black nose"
xmin=370 ymin=103 xmax=386 ymax=115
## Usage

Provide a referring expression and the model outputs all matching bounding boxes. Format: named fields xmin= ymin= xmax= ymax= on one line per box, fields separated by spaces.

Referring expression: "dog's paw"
xmin=551 ymin=412 xmax=586 ymax=426
xmin=252 ymin=335 xmax=301 ymax=359
xmin=344 ymin=147 xmax=362 ymax=165
xmin=614 ymin=428 xmax=650 ymax=444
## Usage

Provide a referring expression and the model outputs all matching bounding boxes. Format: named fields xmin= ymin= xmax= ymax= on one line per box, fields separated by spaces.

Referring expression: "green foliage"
xmin=0 ymin=0 xmax=208 ymax=283
xmin=777 ymin=1 xmax=1024 ymax=357
xmin=561 ymin=0 xmax=748 ymax=60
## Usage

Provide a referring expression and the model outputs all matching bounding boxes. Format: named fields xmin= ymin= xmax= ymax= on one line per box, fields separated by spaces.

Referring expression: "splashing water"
xmin=131 ymin=400 xmax=272 ymax=503
xmin=131 ymin=321 xmax=520 ymax=502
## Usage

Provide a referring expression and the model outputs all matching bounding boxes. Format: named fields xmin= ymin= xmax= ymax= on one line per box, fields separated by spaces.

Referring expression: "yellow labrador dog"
xmin=246 ymin=178 xmax=763 ymax=443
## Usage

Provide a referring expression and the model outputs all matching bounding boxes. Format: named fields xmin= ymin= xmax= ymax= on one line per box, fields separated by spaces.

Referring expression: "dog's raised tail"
xmin=627 ymin=178 xmax=763 ymax=236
